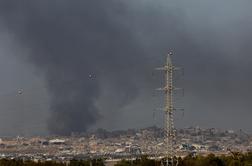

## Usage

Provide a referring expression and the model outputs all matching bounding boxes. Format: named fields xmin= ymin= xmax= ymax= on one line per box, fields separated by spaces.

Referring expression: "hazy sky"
xmin=0 ymin=0 xmax=252 ymax=136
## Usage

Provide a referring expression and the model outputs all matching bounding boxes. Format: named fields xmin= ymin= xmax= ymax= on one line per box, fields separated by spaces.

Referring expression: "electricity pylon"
xmin=156 ymin=52 xmax=181 ymax=166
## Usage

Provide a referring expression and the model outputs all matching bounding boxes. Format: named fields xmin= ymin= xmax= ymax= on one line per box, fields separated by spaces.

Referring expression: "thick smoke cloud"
xmin=0 ymin=0 xmax=252 ymax=135
xmin=0 ymin=1 xmax=158 ymax=135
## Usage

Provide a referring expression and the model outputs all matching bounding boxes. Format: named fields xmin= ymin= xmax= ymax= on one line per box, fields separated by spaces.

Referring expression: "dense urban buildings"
xmin=0 ymin=127 xmax=251 ymax=162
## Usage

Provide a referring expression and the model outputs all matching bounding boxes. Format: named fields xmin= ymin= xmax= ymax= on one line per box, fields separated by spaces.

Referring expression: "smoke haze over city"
xmin=0 ymin=0 xmax=252 ymax=136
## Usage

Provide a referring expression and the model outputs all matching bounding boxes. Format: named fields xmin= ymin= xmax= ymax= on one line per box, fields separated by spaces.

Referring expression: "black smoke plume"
xmin=1 ymin=0 xmax=252 ymax=135
xmin=0 ymin=1 xmax=159 ymax=135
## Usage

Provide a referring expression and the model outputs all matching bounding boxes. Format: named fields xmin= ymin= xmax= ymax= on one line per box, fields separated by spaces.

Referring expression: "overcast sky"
xmin=0 ymin=0 xmax=252 ymax=136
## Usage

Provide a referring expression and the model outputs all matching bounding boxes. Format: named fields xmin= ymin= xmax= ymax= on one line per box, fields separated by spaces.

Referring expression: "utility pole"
xmin=156 ymin=52 xmax=181 ymax=166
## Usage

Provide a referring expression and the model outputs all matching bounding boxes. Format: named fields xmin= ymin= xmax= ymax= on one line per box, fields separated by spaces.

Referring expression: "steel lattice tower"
xmin=156 ymin=52 xmax=180 ymax=166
